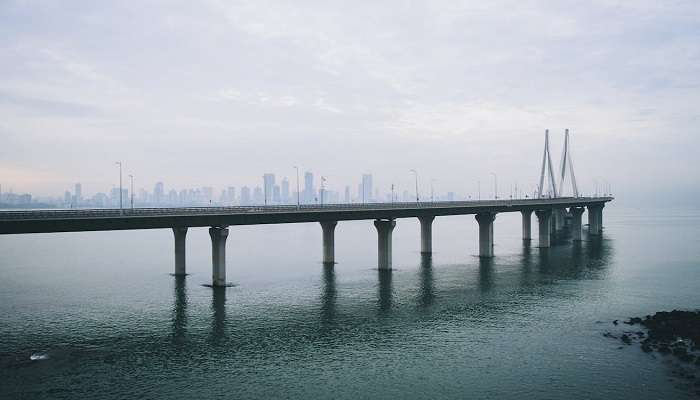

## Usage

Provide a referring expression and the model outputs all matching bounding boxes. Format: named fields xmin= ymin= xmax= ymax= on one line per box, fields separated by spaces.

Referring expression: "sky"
xmin=1 ymin=1 xmax=699 ymax=205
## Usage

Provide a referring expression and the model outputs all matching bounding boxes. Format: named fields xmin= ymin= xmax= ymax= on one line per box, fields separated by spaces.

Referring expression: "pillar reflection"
xmin=320 ymin=265 xmax=337 ymax=327
xmin=418 ymin=253 xmax=435 ymax=308
xmin=211 ymin=287 xmax=227 ymax=343
xmin=378 ymin=270 xmax=393 ymax=312
xmin=171 ymin=275 xmax=187 ymax=346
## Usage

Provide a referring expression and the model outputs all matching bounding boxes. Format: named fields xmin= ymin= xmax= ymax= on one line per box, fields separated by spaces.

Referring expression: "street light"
xmin=128 ymin=174 xmax=134 ymax=209
xmin=115 ymin=161 xmax=123 ymax=214
xmin=293 ymin=166 xmax=300 ymax=209
xmin=490 ymin=172 xmax=498 ymax=200
xmin=320 ymin=176 xmax=326 ymax=206
xmin=391 ymin=183 xmax=395 ymax=204
xmin=410 ymin=169 xmax=419 ymax=205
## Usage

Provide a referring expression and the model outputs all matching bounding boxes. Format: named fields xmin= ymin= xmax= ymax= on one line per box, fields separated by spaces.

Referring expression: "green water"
xmin=1 ymin=209 xmax=699 ymax=399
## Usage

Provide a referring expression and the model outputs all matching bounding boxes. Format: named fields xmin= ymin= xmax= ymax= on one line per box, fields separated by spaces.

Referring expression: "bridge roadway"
xmin=0 ymin=196 xmax=612 ymax=286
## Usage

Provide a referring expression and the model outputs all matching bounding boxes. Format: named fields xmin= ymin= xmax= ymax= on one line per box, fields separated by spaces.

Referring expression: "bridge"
xmin=0 ymin=129 xmax=613 ymax=286
xmin=0 ymin=197 xmax=612 ymax=285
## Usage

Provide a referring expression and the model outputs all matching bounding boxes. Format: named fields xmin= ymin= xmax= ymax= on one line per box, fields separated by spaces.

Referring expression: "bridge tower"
xmin=557 ymin=129 xmax=579 ymax=197
xmin=537 ymin=129 xmax=558 ymax=198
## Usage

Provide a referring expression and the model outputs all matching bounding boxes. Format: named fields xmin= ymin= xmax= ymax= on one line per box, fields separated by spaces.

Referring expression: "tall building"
xmin=281 ymin=178 xmax=290 ymax=204
xmin=74 ymin=183 xmax=82 ymax=206
xmin=362 ymin=174 xmax=373 ymax=203
xmin=226 ymin=186 xmax=236 ymax=204
xmin=253 ymin=187 xmax=263 ymax=204
xmin=240 ymin=186 xmax=251 ymax=205
xmin=304 ymin=171 xmax=314 ymax=204
xmin=263 ymin=173 xmax=275 ymax=204
xmin=344 ymin=186 xmax=350 ymax=203
xmin=154 ymin=182 xmax=164 ymax=204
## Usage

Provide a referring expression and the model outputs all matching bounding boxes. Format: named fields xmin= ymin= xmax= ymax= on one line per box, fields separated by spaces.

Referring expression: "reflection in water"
xmin=377 ymin=270 xmax=393 ymax=312
xmin=171 ymin=275 xmax=187 ymax=346
xmin=417 ymin=254 xmax=434 ymax=308
xmin=211 ymin=287 xmax=227 ymax=343
xmin=478 ymin=257 xmax=494 ymax=292
xmin=320 ymin=265 xmax=337 ymax=328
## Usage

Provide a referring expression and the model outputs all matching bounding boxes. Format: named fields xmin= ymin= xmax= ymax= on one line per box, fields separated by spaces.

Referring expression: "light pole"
xmin=293 ymin=166 xmax=300 ymax=209
xmin=320 ymin=176 xmax=326 ymax=206
xmin=391 ymin=183 xmax=394 ymax=204
xmin=430 ymin=179 xmax=436 ymax=203
xmin=128 ymin=174 xmax=134 ymax=209
xmin=115 ymin=161 xmax=123 ymax=214
xmin=410 ymin=169 xmax=419 ymax=205
xmin=490 ymin=172 xmax=498 ymax=200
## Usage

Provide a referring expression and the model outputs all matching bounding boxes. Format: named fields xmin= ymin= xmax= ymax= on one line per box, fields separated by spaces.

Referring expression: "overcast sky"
xmin=1 ymin=1 xmax=698 ymax=204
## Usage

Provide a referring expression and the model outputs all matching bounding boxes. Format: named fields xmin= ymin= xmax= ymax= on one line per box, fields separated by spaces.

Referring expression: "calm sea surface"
xmin=2 ymin=207 xmax=700 ymax=399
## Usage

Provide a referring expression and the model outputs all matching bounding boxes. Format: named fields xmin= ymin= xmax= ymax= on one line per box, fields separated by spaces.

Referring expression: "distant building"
xmin=344 ymin=186 xmax=350 ymax=203
xmin=362 ymin=174 xmax=373 ymax=202
xmin=281 ymin=178 xmax=290 ymax=203
xmin=304 ymin=172 xmax=314 ymax=204
xmin=240 ymin=186 xmax=251 ymax=205
xmin=154 ymin=182 xmax=164 ymax=204
xmin=253 ymin=186 xmax=263 ymax=204
xmin=263 ymin=173 xmax=275 ymax=204
xmin=273 ymin=184 xmax=281 ymax=203
xmin=74 ymin=183 xmax=82 ymax=206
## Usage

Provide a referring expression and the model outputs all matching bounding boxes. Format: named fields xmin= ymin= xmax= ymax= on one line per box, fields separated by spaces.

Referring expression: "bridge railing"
xmin=0 ymin=197 xmax=612 ymax=221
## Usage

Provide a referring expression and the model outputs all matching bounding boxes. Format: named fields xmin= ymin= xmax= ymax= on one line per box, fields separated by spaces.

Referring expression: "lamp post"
xmin=263 ymin=175 xmax=267 ymax=206
xmin=391 ymin=183 xmax=394 ymax=204
xmin=410 ymin=169 xmax=419 ymax=205
xmin=320 ymin=176 xmax=326 ymax=206
xmin=115 ymin=161 xmax=123 ymax=214
xmin=490 ymin=172 xmax=498 ymax=200
xmin=128 ymin=174 xmax=134 ymax=209
xmin=293 ymin=166 xmax=300 ymax=209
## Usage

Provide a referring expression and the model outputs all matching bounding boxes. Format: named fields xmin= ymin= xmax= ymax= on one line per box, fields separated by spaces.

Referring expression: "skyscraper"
xmin=304 ymin=171 xmax=314 ymax=204
xmin=281 ymin=178 xmax=290 ymax=204
xmin=362 ymin=173 xmax=373 ymax=203
xmin=263 ymin=173 xmax=275 ymax=204
xmin=240 ymin=186 xmax=251 ymax=205
xmin=344 ymin=185 xmax=350 ymax=203
xmin=154 ymin=182 xmax=164 ymax=204
xmin=74 ymin=183 xmax=82 ymax=206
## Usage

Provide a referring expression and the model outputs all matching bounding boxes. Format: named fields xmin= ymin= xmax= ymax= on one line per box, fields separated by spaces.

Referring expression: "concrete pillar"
xmin=475 ymin=213 xmax=496 ymax=257
xmin=536 ymin=209 xmax=552 ymax=248
xmin=554 ymin=209 xmax=565 ymax=231
xmin=320 ymin=221 xmax=337 ymax=264
xmin=418 ymin=216 xmax=435 ymax=254
xmin=570 ymin=207 xmax=585 ymax=241
xmin=588 ymin=205 xmax=604 ymax=235
xmin=209 ymin=226 xmax=229 ymax=287
xmin=172 ymin=227 xmax=188 ymax=275
xmin=521 ymin=210 xmax=532 ymax=241
xmin=374 ymin=219 xmax=396 ymax=270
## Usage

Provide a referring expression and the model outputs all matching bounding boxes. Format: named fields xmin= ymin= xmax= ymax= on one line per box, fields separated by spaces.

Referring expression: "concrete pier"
xmin=553 ymin=209 xmax=565 ymax=231
xmin=320 ymin=221 xmax=337 ymax=264
xmin=521 ymin=210 xmax=532 ymax=241
xmin=570 ymin=207 xmax=585 ymax=241
xmin=588 ymin=204 xmax=604 ymax=235
xmin=536 ymin=209 xmax=552 ymax=248
xmin=418 ymin=216 xmax=435 ymax=254
xmin=209 ymin=226 xmax=229 ymax=286
xmin=172 ymin=227 xmax=188 ymax=275
xmin=374 ymin=219 xmax=396 ymax=270
xmin=475 ymin=213 xmax=496 ymax=257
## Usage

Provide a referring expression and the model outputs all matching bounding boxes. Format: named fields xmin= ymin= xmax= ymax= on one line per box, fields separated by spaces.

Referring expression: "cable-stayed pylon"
xmin=557 ymin=128 xmax=579 ymax=197
xmin=537 ymin=129 xmax=558 ymax=198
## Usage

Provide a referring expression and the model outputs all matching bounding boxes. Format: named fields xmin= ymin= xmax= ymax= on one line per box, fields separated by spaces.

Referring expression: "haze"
xmin=1 ymin=1 xmax=698 ymax=206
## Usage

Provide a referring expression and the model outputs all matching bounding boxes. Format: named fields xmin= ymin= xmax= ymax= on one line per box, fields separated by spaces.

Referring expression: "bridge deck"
xmin=0 ymin=197 xmax=612 ymax=234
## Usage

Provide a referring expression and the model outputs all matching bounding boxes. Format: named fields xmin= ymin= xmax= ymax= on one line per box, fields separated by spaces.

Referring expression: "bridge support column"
xmin=475 ymin=213 xmax=496 ymax=257
xmin=418 ymin=216 xmax=435 ymax=254
xmin=173 ymin=227 xmax=188 ymax=275
xmin=536 ymin=210 xmax=552 ymax=248
xmin=320 ymin=221 xmax=337 ymax=264
xmin=521 ymin=210 xmax=532 ymax=241
xmin=374 ymin=219 xmax=396 ymax=270
xmin=553 ymin=209 xmax=565 ymax=231
xmin=588 ymin=205 xmax=604 ymax=235
xmin=570 ymin=207 xmax=585 ymax=241
xmin=209 ymin=226 xmax=229 ymax=287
